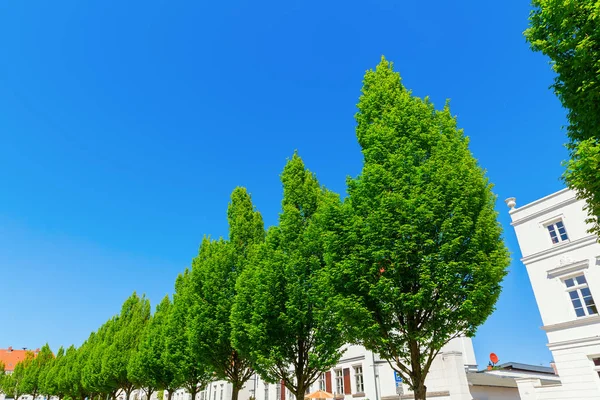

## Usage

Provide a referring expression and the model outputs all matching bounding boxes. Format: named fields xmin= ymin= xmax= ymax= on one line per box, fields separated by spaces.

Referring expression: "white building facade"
xmin=191 ymin=336 xmax=543 ymax=400
xmin=506 ymin=188 xmax=600 ymax=399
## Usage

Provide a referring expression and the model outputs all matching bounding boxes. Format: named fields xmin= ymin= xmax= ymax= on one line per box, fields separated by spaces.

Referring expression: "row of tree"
xmin=0 ymin=58 xmax=509 ymax=400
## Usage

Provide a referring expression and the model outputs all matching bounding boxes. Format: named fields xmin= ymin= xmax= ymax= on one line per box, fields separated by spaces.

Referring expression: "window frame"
xmin=318 ymin=373 xmax=326 ymax=391
xmin=589 ymin=356 xmax=600 ymax=379
xmin=335 ymin=369 xmax=344 ymax=395
xmin=543 ymin=218 xmax=569 ymax=245
xmin=563 ymin=274 xmax=598 ymax=318
xmin=353 ymin=365 xmax=364 ymax=394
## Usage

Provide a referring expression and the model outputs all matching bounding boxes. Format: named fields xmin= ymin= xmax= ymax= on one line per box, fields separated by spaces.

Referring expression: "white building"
xmin=506 ymin=188 xmax=600 ymax=399
xmin=192 ymin=336 xmax=557 ymax=400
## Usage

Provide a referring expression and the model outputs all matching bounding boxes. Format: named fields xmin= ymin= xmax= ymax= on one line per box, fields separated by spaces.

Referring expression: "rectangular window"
xmin=335 ymin=369 xmax=344 ymax=395
xmin=264 ymin=384 xmax=269 ymax=400
xmin=354 ymin=366 xmax=364 ymax=393
xmin=565 ymin=274 xmax=598 ymax=317
xmin=318 ymin=373 xmax=326 ymax=391
xmin=547 ymin=220 xmax=569 ymax=244
xmin=276 ymin=385 xmax=281 ymax=400
xmin=593 ymin=357 xmax=600 ymax=378
xmin=219 ymin=389 xmax=223 ymax=400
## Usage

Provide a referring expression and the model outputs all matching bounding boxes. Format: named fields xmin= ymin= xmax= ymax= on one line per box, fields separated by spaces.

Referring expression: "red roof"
xmin=0 ymin=348 xmax=36 ymax=372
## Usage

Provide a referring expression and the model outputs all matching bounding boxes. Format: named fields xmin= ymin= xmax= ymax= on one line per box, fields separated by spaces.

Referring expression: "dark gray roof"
xmin=493 ymin=362 xmax=555 ymax=375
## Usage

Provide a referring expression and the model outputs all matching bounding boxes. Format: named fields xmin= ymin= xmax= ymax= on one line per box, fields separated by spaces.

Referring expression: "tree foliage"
xmin=525 ymin=0 xmax=600 ymax=235
xmin=232 ymin=154 xmax=344 ymax=398
xmin=168 ymin=270 xmax=214 ymax=400
xmin=129 ymin=295 xmax=177 ymax=400
xmin=326 ymin=58 xmax=509 ymax=400
xmin=188 ymin=187 xmax=264 ymax=400
xmin=103 ymin=292 xmax=151 ymax=400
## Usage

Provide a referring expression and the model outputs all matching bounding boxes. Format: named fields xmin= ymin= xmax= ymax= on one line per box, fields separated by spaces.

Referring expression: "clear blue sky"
xmin=1 ymin=1 xmax=567 ymax=368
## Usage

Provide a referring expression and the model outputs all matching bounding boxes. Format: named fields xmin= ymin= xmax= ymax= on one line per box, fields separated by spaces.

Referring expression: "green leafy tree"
xmin=7 ymin=352 xmax=33 ymax=400
xmin=22 ymin=346 xmax=54 ymax=400
xmin=82 ymin=320 xmax=119 ymax=400
xmin=232 ymin=154 xmax=344 ymax=398
xmin=102 ymin=292 xmax=151 ymax=400
xmin=67 ymin=345 xmax=90 ymax=400
xmin=41 ymin=346 xmax=64 ymax=400
xmin=0 ymin=361 xmax=5 ymax=396
xmin=525 ymin=0 xmax=600 ymax=235
xmin=129 ymin=296 xmax=177 ymax=400
xmin=326 ymin=58 xmax=510 ymax=400
xmin=188 ymin=187 xmax=264 ymax=400
xmin=167 ymin=270 xmax=214 ymax=400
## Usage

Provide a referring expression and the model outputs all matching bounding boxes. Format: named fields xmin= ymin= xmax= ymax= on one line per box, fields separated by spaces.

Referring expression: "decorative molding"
xmin=542 ymin=314 xmax=600 ymax=333
xmin=547 ymin=334 xmax=600 ymax=351
xmin=395 ymin=391 xmax=450 ymax=400
xmin=338 ymin=355 xmax=365 ymax=364
xmin=547 ymin=259 xmax=589 ymax=278
xmin=510 ymin=192 xmax=576 ymax=226
xmin=521 ymin=235 xmax=598 ymax=265
xmin=351 ymin=393 xmax=365 ymax=398
xmin=538 ymin=213 xmax=566 ymax=228
xmin=509 ymin=188 xmax=570 ymax=214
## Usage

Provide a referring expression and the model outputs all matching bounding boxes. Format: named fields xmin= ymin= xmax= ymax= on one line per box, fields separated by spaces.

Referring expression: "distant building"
xmin=506 ymin=188 xmax=600 ymax=398
xmin=0 ymin=347 xmax=39 ymax=373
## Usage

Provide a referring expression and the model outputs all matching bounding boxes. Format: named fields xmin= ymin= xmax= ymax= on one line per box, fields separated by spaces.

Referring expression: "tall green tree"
xmin=129 ymin=296 xmax=176 ymax=400
xmin=7 ymin=352 xmax=33 ymax=400
xmin=232 ymin=154 xmax=344 ymax=398
xmin=326 ymin=58 xmax=509 ymax=400
xmin=67 ymin=345 xmax=90 ymax=400
xmin=167 ymin=270 xmax=214 ymax=400
xmin=41 ymin=346 xmax=64 ymax=400
xmin=82 ymin=319 xmax=119 ymax=399
xmin=0 ymin=361 xmax=6 ymax=396
xmin=21 ymin=345 xmax=53 ymax=400
xmin=102 ymin=292 xmax=151 ymax=400
xmin=188 ymin=187 xmax=264 ymax=400
xmin=525 ymin=0 xmax=600 ymax=235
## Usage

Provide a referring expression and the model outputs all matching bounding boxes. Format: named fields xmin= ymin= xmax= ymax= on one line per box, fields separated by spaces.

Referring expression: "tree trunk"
xmin=413 ymin=382 xmax=427 ymax=400
xmin=231 ymin=385 xmax=239 ymax=400
xmin=189 ymin=387 xmax=197 ymax=400
xmin=296 ymin=383 xmax=307 ymax=400
xmin=409 ymin=338 xmax=426 ymax=400
xmin=167 ymin=390 xmax=174 ymax=400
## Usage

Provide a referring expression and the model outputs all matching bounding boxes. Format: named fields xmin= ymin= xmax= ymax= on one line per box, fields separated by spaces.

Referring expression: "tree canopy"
xmin=525 ymin=0 xmax=600 ymax=235
xmin=187 ymin=187 xmax=264 ymax=400
xmin=232 ymin=154 xmax=345 ymax=398
xmin=325 ymin=57 xmax=509 ymax=400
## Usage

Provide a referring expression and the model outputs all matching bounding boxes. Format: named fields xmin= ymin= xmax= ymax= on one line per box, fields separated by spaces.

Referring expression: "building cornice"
xmin=509 ymin=188 xmax=571 ymax=218
xmin=521 ymin=235 xmax=598 ymax=265
xmin=547 ymin=334 xmax=600 ymax=351
xmin=547 ymin=259 xmax=589 ymax=278
xmin=542 ymin=314 xmax=600 ymax=333
xmin=338 ymin=354 xmax=365 ymax=364
xmin=510 ymin=195 xmax=578 ymax=226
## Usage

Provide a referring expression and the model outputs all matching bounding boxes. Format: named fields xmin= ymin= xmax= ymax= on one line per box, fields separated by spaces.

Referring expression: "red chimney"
xmin=8 ymin=346 xmax=12 ymax=352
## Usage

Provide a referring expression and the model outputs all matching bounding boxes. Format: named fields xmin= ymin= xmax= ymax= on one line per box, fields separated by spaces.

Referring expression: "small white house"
xmin=506 ymin=188 xmax=600 ymax=399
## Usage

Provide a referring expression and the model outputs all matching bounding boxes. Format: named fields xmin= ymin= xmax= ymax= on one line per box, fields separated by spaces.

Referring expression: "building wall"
xmin=507 ymin=189 xmax=600 ymax=399
xmin=469 ymin=386 xmax=520 ymax=400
